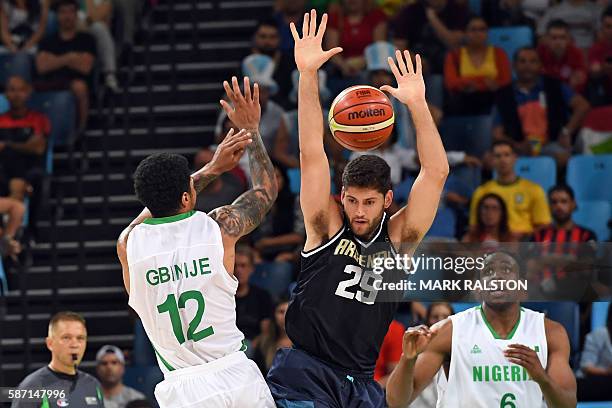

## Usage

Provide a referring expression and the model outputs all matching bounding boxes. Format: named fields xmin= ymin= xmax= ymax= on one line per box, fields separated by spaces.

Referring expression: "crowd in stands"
xmin=191 ymin=0 xmax=612 ymax=399
xmin=0 ymin=0 xmax=146 ymax=261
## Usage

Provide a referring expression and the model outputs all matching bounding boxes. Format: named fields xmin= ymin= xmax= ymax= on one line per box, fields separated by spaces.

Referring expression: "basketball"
xmin=328 ymin=85 xmax=395 ymax=151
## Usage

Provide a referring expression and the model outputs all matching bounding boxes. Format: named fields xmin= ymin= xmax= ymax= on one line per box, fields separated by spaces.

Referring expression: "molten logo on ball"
xmin=348 ymin=108 xmax=386 ymax=121
xmin=356 ymin=90 xmax=371 ymax=97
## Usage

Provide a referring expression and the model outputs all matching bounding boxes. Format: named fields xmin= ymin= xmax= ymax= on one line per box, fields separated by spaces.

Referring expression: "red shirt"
xmin=328 ymin=9 xmax=386 ymax=58
xmin=537 ymin=43 xmax=587 ymax=92
xmin=588 ymin=39 xmax=612 ymax=67
xmin=0 ymin=110 xmax=51 ymax=143
xmin=374 ymin=320 xmax=405 ymax=381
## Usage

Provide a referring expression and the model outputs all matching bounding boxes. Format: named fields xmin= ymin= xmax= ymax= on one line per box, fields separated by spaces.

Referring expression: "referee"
xmin=10 ymin=311 xmax=104 ymax=407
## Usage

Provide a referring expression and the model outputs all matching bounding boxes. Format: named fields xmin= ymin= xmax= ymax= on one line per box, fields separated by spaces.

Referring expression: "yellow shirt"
xmin=469 ymin=178 xmax=552 ymax=234
xmin=459 ymin=46 xmax=498 ymax=79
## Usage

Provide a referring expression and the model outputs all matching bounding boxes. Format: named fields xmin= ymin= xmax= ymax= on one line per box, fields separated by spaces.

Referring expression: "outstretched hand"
xmin=380 ymin=50 xmax=426 ymax=107
xmin=401 ymin=324 xmax=436 ymax=360
xmin=208 ymin=128 xmax=253 ymax=174
xmin=220 ymin=76 xmax=261 ymax=130
xmin=290 ymin=9 xmax=342 ymax=73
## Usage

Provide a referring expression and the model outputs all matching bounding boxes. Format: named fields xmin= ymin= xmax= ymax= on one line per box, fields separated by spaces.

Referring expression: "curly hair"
xmin=342 ymin=155 xmax=392 ymax=195
xmin=133 ymin=153 xmax=191 ymax=217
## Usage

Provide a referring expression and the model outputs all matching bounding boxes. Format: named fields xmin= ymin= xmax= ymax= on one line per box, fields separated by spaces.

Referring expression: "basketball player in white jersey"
xmin=116 ymin=77 xmax=277 ymax=407
xmin=386 ymin=251 xmax=577 ymax=408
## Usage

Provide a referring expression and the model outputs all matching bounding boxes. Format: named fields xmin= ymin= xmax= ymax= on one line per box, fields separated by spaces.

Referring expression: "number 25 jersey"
xmin=126 ymin=210 xmax=245 ymax=374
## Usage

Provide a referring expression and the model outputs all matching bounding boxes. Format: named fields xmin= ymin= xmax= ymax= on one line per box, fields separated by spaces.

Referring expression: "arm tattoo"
xmin=192 ymin=172 xmax=218 ymax=194
xmin=209 ymin=129 xmax=278 ymax=238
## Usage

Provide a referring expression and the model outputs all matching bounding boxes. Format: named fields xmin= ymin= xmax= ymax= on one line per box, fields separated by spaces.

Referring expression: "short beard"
xmin=350 ymin=211 xmax=384 ymax=241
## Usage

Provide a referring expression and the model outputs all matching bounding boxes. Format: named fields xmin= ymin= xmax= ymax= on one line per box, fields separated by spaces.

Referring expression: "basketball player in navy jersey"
xmin=266 ymin=9 xmax=449 ymax=408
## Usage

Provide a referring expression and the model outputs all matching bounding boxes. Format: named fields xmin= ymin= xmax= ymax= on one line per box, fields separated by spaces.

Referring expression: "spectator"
xmin=392 ymin=0 xmax=469 ymax=74
xmin=580 ymin=302 xmax=612 ymax=377
xmin=588 ymin=6 xmax=612 ymax=76
xmin=0 ymin=76 xmax=50 ymax=206
xmin=78 ymin=0 xmax=119 ymax=92
xmin=537 ymin=0 xmax=603 ymax=51
xmin=111 ymin=0 xmax=143 ymax=59
xmin=469 ymin=140 xmax=551 ymax=238
xmin=325 ymin=0 xmax=387 ymax=79
xmin=528 ymin=185 xmax=598 ymax=296
xmin=493 ymin=47 xmax=590 ymax=167
xmin=0 ymin=197 xmax=25 ymax=259
xmin=585 ymin=50 xmax=612 ymax=106
xmin=193 ymin=122 xmax=248 ymax=214
xmin=252 ymin=297 xmax=292 ymax=375
xmin=444 ymin=16 xmax=512 ymax=115
xmin=251 ymin=18 xmax=295 ymax=109
xmin=0 ymin=0 xmax=51 ymax=81
xmin=537 ymin=19 xmax=588 ymax=92
xmin=408 ymin=302 xmax=454 ymax=408
xmin=222 ymin=55 xmax=292 ymax=168
xmin=252 ymin=163 xmax=304 ymax=262
xmin=11 ymin=311 xmax=104 ymax=407
xmin=234 ymin=245 xmax=274 ymax=345
xmin=95 ymin=345 xmax=146 ymax=408
xmin=462 ymin=193 xmax=519 ymax=243
xmin=35 ymin=0 xmax=95 ymax=131
xmin=273 ymin=0 xmax=305 ymax=52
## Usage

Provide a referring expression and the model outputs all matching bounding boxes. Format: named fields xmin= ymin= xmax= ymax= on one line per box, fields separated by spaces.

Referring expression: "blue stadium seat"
xmin=468 ymin=0 xmax=481 ymax=15
xmin=251 ymin=261 xmax=293 ymax=300
xmin=591 ymin=301 xmax=610 ymax=330
xmin=567 ymin=155 xmax=612 ymax=203
xmin=0 ymin=260 xmax=7 ymax=295
xmin=426 ymin=206 xmax=457 ymax=239
xmin=573 ymin=200 xmax=611 ymax=241
xmin=514 ymin=157 xmax=557 ymax=192
xmin=393 ymin=175 xmax=415 ymax=203
xmin=440 ymin=115 xmax=493 ymax=157
xmin=287 ymin=168 xmax=300 ymax=194
xmin=522 ymin=302 xmax=580 ymax=355
xmin=0 ymin=94 xmax=9 ymax=113
xmin=28 ymin=91 xmax=77 ymax=174
xmin=451 ymin=302 xmax=479 ymax=313
xmin=132 ymin=320 xmax=156 ymax=367
xmin=123 ymin=365 xmax=163 ymax=406
xmin=0 ymin=54 xmax=12 ymax=86
xmin=425 ymin=74 xmax=444 ymax=108
xmin=488 ymin=26 xmax=533 ymax=62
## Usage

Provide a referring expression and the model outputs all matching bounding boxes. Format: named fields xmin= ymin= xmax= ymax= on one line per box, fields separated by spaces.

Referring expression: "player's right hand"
xmin=290 ymin=9 xmax=342 ymax=74
xmin=401 ymin=325 xmax=434 ymax=360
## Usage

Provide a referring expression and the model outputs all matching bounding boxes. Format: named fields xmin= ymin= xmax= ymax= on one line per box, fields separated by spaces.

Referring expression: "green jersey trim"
xmin=41 ymin=395 xmax=50 ymax=408
xmin=96 ymin=385 xmax=103 ymax=402
xmin=478 ymin=305 xmax=522 ymax=340
xmin=239 ymin=339 xmax=248 ymax=352
xmin=153 ymin=346 xmax=176 ymax=371
xmin=143 ymin=210 xmax=196 ymax=225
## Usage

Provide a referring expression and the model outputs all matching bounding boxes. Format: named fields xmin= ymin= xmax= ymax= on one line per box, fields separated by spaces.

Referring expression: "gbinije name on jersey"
xmin=145 ymin=257 xmax=212 ymax=286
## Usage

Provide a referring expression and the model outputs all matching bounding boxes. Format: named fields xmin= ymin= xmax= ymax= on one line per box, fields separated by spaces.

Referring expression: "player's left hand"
xmin=221 ymin=76 xmax=261 ymax=131
xmin=208 ymin=128 xmax=252 ymax=174
xmin=504 ymin=344 xmax=547 ymax=384
xmin=380 ymin=50 xmax=426 ymax=107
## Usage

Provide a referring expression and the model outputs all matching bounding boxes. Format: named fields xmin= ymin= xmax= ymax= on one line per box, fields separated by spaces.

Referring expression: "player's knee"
xmin=9 ymin=178 xmax=28 ymax=201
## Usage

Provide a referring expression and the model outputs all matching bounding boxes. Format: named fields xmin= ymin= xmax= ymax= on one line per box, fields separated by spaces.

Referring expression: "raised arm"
xmin=210 ymin=77 xmax=278 ymax=247
xmin=386 ymin=320 xmax=451 ymax=408
xmin=385 ymin=50 xmax=449 ymax=246
xmin=117 ymin=127 xmax=253 ymax=294
xmin=291 ymin=10 xmax=343 ymax=250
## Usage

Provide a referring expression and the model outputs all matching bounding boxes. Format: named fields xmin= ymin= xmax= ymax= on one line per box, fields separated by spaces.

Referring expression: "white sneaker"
xmin=105 ymin=73 xmax=120 ymax=93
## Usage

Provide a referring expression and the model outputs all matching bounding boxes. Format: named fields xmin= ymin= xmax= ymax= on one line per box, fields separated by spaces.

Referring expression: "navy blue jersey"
xmin=285 ymin=212 xmax=405 ymax=374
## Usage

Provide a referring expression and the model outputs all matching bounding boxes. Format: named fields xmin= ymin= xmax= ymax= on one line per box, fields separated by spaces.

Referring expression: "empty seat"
xmin=573 ymin=200 xmax=611 ymax=241
xmin=488 ymin=26 xmax=533 ymax=62
xmin=567 ymin=155 xmax=612 ymax=203
xmin=591 ymin=301 xmax=610 ymax=330
xmin=426 ymin=206 xmax=457 ymax=239
xmin=514 ymin=156 xmax=557 ymax=193
xmin=251 ymin=261 xmax=293 ymax=300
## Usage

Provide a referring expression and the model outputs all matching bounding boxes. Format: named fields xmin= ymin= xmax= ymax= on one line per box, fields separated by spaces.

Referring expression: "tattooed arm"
xmin=210 ymin=76 xmax=278 ymax=274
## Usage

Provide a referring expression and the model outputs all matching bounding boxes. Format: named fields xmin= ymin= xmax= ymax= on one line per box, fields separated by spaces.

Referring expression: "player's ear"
xmin=45 ymin=336 xmax=53 ymax=353
xmin=384 ymin=190 xmax=393 ymax=209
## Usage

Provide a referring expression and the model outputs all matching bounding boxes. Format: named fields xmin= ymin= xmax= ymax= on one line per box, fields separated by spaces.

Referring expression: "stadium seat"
xmin=451 ymin=302 xmax=479 ymax=313
xmin=488 ymin=26 xmax=533 ymax=62
xmin=287 ymin=168 xmax=300 ymax=195
xmin=28 ymin=91 xmax=77 ymax=174
xmin=251 ymin=261 xmax=293 ymax=300
xmin=514 ymin=157 xmax=557 ymax=192
xmin=591 ymin=301 xmax=610 ymax=330
xmin=426 ymin=206 xmax=457 ymax=239
xmin=0 ymin=94 xmax=8 ymax=113
xmin=425 ymin=74 xmax=444 ymax=108
xmin=123 ymin=365 xmax=163 ymax=406
xmin=132 ymin=320 xmax=157 ymax=366
xmin=440 ymin=115 xmax=493 ymax=157
xmin=567 ymin=155 xmax=612 ymax=203
xmin=468 ymin=0 xmax=481 ymax=15
xmin=522 ymin=302 xmax=580 ymax=356
xmin=0 ymin=260 xmax=7 ymax=295
xmin=393 ymin=175 xmax=415 ymax=203
xmin=573 ymin=200 xmax=611 ymax=241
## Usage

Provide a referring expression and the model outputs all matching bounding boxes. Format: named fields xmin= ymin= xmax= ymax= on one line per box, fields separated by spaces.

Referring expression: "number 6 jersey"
xmin=285 ymin=212 xmax=405 ymax=374
xmin=126 ymin=210 xmax=245 ymax=374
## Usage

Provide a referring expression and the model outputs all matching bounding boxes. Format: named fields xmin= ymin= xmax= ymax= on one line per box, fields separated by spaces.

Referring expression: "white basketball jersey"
xmin=438 ymin=306 xmax=547 ymax=408
xmin=127 ymin=210 xmax=245 ymax=374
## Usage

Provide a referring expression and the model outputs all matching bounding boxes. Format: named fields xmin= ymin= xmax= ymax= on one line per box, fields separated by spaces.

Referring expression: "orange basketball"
xmin=328 ymin=85 xmax=395 ymax=151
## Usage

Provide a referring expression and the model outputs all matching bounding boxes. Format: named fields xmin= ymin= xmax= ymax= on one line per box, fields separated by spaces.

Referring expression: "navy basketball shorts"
xmin=266 ymin=348 xmax=386 ymax=408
